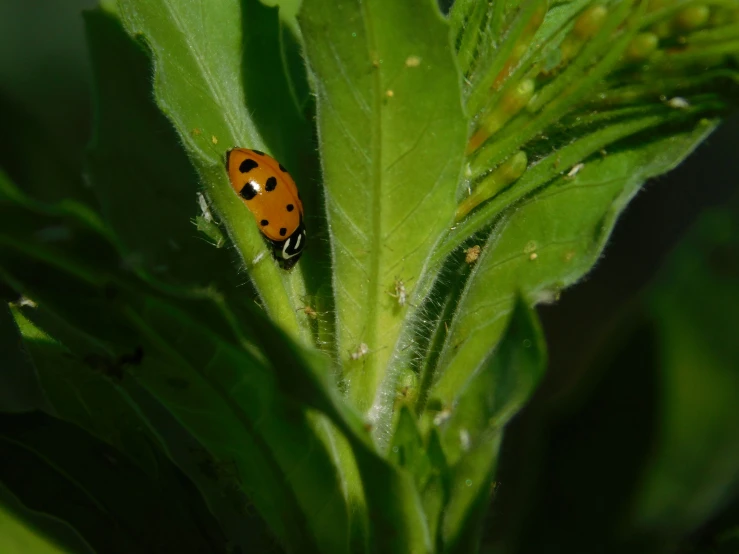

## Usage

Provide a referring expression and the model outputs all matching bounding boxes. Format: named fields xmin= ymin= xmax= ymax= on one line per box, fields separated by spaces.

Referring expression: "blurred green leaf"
xmin=430 ymin=118 xmax=718 ymax=408
xmin=439 ymin=300 xmax=546 ymax=553
xmin=0 ymin=305 xmax=49 ymax=414
xmin=0 ymin=484 xmax=95 ymax=554
xmin=439 ymin=0 xmax=738 ymax=260
xmin=486 ymin=204 xmax=739 ymax=554
xmin=299 ymin=0 xmax=467 ymax=429
xmin=389 ymin=406 xmax=432 ymax=490
xmin=85 ymin=10 xmax=242 ymax=290
xmin=0 ymin=93 xmax=95 ymax=209
xmin=634 ymin=207 xmax=739 ymax=536
xmin=0 ymin=177 xmax=350 ymax=554
xmin=440 ymin=300 xmax=546 ymax=466
xmin=0 ymin=411 xmax=226 ymax=554
xmin=494 ymin=316 xmax=660 ymax=554
xmin=10 ymin=309 xmax=162 ymax=479
xmin=350 ymin=441 xmax=432 ymax=554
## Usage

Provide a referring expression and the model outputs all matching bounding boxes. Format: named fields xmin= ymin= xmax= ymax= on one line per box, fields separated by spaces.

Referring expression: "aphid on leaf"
xmin=388 ymin=277 xmax=412 ymax=307
xmin=567 ymin=163 xmax=585 ymax=178
xmin=350 ymin=343 xmax=370 ymax=361
xmin=465 ymin=245 xmax=481 ymax=265
xmin=297 ymin=305 xmax=321 ymax=320
xmin=666 ymin=96 xmax=690 ymax=110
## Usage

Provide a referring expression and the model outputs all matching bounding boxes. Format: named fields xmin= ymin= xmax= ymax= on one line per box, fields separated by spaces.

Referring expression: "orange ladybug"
xmin=226 ymin=148 xmax=306 ymax=269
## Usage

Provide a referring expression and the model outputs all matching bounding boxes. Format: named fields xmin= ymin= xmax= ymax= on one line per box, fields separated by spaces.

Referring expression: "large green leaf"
xmin=10 ymin=311 xmax=160 ymax=480
xmin=429 ymin=118 xmax=718 ymax=407
xmin=115 ymin=0 xmax=315 ymax=341
xmin=435 ymin=0 xmax=738 ymax=261
xmin=489 ymin=202 xmax=739 ymax=554
xmin=85 ymin=10 xmax=242 ymax=291
xmin=0 ymin=411 xmax=226 ymax=554
xmin=9 ymin=309 xmax=271 ymax=552
xmin=298 ymin=0 xmax=467 ymax=432
xmin=0 ymin=178 xmax=351 ymax=554
xmin=0 ymin=305 xmax=49 ymax=414
xmin=0 ymin=484 xmax=93 ymax=554
xmin=438 ymin=300 xmax=546 ymax=553
xmin=634 ymin=207 xmax=739 ymax=536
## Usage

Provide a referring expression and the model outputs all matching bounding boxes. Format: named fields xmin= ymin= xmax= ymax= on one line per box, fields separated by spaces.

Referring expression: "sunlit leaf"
xmin=299 ymin=0 xmax=467 ymax=438
xmin=116 ymin=0 xmax=314 ymax=340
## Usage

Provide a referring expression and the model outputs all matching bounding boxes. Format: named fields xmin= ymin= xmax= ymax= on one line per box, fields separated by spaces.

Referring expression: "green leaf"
xmin=298 ymin=0 xmax=467 ymax=431
xmin=115 ymin=0 xmax=313 ymax=341
xmin=10 ymin=310 xmax=161 ymax=480
xmin=0 ymin=484 xmax=94 ymax=554
xmin=442 ymin=431 xmax=502 ymax=554
xmin=350 ymin=441 xmax=432 ymax=554
xmin=438 ymin=299 xmax=546 ymax=553
xmin=389 ymin=406 xmax=432 ymax=490
xmin=125 ymin=300 xmax=350 ymax=554
xmin=6 ymin=271 xmax=348 ymax=554
xmin=0 ymin=177 xmax=350 ymax=553
xmin=440 ymin=299 xmax=546 ymax=465
xmin=0 ymin=305 xmax=49 ymax=413
xmin=438 ymin=106 xmax=719 ymax=262
xmin=0 ymin=411 xmax=227 ymax=554
xmin=446 ymin=0 xmax=737 ymax=259
xmin=0 ymin=93 xmax=96 ymax=209
xmin=422 ymin=431 xmax=450 ymax=550
xmin=430 ymin=117 xmax=718 ymax=407
xmin=12 ymin=296 xmax=279 ymax=551
xmin=85 ymin=9 xmax=241 ymax=290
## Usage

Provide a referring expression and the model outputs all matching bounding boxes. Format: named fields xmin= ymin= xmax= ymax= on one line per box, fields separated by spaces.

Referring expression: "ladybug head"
xmin=275 ymin=219 xmax=306 ymax=270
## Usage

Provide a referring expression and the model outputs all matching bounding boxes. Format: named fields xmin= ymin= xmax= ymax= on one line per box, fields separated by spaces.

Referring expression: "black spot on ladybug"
xmin=260 ymin=219 xmax=269 ymax=226
xmin=239 ymin=158 xmax=258 ymax=173
xmin=279 ymin=163 xmax=287 ymax=172
xmin=252 ymin=149 xmax=264 ymax=156
xmin=280 ymin=227 xmax=287 ymax=237
xmin=265 ymin=177 xmax=277 ymax=191
xmin=286 ymin=204 xmax=294 ymax=212
xmin=239 ymin=182 xmax=259 ymax=200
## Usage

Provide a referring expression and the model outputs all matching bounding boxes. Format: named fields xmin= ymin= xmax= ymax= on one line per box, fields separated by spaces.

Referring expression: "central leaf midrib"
xmin=360 ymin=0 xmax=383 ymax=412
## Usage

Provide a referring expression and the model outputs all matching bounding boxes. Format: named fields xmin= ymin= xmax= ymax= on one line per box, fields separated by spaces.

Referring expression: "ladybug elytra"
xmin=226 ymin=148 xmax=306 ymax=269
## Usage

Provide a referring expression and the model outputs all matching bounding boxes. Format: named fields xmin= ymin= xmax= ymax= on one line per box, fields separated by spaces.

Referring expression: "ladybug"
xmin=226 ymin=148 xmax=306 ymax=269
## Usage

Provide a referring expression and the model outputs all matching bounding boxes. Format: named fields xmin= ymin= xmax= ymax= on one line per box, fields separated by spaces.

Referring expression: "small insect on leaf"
xmin=666 ymin=97 xmax=690 ymax=110
xmin=388 ymin=277 xmax=413 ymax=307
xmin=297 ymin=305 xmax=320 ymax=319
xmin=350 ymin=343 xmax=370 ymax=361
xmin=567 ymin=163 xmax=585 ymax=178
xmin=465 ymin=245 xmax=481 ymax=265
